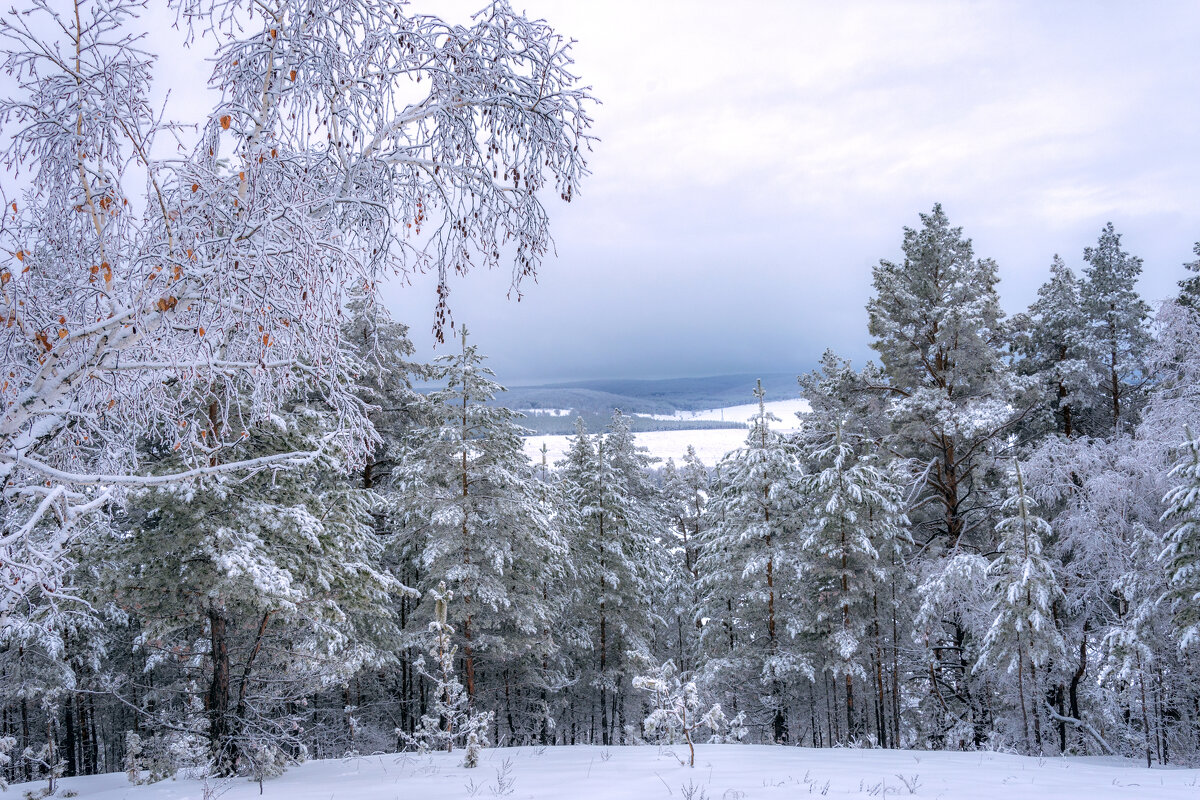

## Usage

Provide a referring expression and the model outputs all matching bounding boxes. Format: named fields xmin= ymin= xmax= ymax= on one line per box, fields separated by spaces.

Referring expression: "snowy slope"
xmin=526 ymin=399 xmax=808 ymax=467
xmin=17 ymin=744 xmax=1199 ymax=800
xmin=525 ymin=427 xmax=752 ymax=467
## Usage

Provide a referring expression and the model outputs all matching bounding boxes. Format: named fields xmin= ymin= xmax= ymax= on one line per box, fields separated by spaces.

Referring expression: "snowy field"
xmin=17 ymin=745 xmax=1200 ymax=800
xmin=525 ymin=427 xmax=754 ymax=466
xmin=524 ymin=400 xmax=808 ymax=467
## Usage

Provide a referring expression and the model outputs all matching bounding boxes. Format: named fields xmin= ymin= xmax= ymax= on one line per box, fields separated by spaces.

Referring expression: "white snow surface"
xmin=19 ymin=745 xmax=1198 ymax=800
xmin=526 ymin=427 xmax=754 ymax=467
xmin=525 ymin=399 xmax=809 ymax=467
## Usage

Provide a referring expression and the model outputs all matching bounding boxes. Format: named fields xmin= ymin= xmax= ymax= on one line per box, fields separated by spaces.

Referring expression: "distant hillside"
xmin=497 ymin=386 xmax=676 ymax=417
xmin=516 ymin=413 xmax=744 ymax=437
xmin=496 ymin=372 xmax=804 ymax=417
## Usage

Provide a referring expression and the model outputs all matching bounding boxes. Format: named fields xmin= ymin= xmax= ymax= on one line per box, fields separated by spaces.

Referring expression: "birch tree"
xmin=0 ymin=0 xmax=593 ymax=625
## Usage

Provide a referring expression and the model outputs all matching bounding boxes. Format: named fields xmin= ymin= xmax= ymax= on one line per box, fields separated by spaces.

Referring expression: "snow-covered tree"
xmin=796 ymin=366 xmax=908 ymax=743
xmin=403 ymin=582 xmax=492 ymax=767
xmin=101 ymin=402 xmax=403 ymax=775
xmin=976 ymin=462 xmax=1065 ymax=753
xmin=393 ymin=329 xmax=563 ymax=707
xmin=558 ymin=412 xmax=665 ymax=745
xmin=912 ymin=552 xmax=992 ymax=749
xmin=1177 ymin=241 xmax=1200 ymax=309
xmin=1161 ymin=428 xmax=1200 ymax=649
xmin=1015 ymin=256 xmax=1093 ymax=438
xmin=866 ymin=204 xmax=1032 ymax=551
xmin=697 ymin=381 xmax=805 ymax=743
xmin=866 ymin=205 xmax=1039 ymax=748
xmin=0 ymin=0 xmax=593 ymax=627
xmin=632 ymin=660 xmax=702 ymax=766
xmin=661 ymin=448 xmax=709 ymax=673
xmin=795 ymin=351 xmax=912 ymax=747
xmin=1080 ymin=223 xmax=1151 ymax=433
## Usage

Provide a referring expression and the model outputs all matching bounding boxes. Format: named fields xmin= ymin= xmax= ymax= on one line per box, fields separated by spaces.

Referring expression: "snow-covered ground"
xmin=525 ymin=399 xmax=808 ymax=467
xmin=19 ymin=744 xmax=1199 ymax=800
xmin=525 ymin=427 xmax=755 ymax=467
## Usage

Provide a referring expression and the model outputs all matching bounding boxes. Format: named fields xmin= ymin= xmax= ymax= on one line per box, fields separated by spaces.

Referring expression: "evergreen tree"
xmin=558 ymin=412 xmax=665 ymax=745
xmin=661 ymin=447 xmax=709 ymax=674
xmin=866 ymin=203 xmax=1030 ymax=550
xmin=867 ymin=205 xmax=1036 ymax=748
xmin=698 ymin=381 xmax=805 ymax=742
xmin=393 ymin=329 xmax=563 ymax=710
xmin=1161 ymin=428 xmax=1200 ymax=649
xmin=1080 ymin=222 xmax=1152 ymax=433
xmin=1177 ymin=241 xmax=1200 ymax=310
xmin=102 ymin=402 xmax=401 ymax=775
xmin=1017 ymin=256 xmax=1093 ymax=438
xmin=796 ymin=357 xmax=908 ymax=743
xmin=977 ymin=462 xmax=1066 ymax=752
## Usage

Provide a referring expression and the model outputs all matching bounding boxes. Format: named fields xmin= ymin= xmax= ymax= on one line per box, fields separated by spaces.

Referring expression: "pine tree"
xmin=796 ymin=360 xmax=907 ymax=743
xmin=103 ymin=401 xmax=401 ymax=775
xmin=393 ymin=329 xmax=563 ymax=709
xmin=661 ymin=447 xmax=709 ymax=674
xmin=1177 ymin=241 xmax=1200 ymax=309
xmin=558 ymin=411 xmax=665 ymax=745
xmin=698 ymin=381 xmax=805 ymax=742
xmin=343 ymin=296 xmax=426 ymax=494
xmin=977 ymin=462 xmax=1065 ymax=753
xmin=1080 ymin=222 xmax=1152 ymax=433
xmin=866 ymin=203 xmax=1030 ymax=550
xmin=1017 ymin=256 xmax=1093 ymax=438
xmin=1161 ymin=427 xmax=1200 ymax=649
xmin=867 ymin=205 xmax=1036 ymax=748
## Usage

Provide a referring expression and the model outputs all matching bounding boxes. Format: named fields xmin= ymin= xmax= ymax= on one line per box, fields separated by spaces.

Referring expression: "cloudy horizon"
xmin=124 ymin=1 xmax=1200 ymax=384
xmin=377 ymin=0 xmax=1200 ymax=384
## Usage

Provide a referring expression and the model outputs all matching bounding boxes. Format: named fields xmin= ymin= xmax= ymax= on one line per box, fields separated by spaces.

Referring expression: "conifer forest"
xmin=2 ymin=0 xmax=1200 ymax=793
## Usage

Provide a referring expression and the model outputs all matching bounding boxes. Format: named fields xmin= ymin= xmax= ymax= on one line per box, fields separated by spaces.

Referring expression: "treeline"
xmin=5 ymin=206 xmax=1200 ymax=787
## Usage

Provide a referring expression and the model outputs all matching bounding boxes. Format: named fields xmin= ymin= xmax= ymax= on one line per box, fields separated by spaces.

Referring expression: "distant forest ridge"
xmin=467 ymin=372 xmax=806 ymax=435
xmin=498 ymin=372 xmax=805 ymax=411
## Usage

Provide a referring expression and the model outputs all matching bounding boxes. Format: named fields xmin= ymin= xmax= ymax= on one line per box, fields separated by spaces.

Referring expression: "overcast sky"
xmin=161 ymin=1 xmax=1200 ymax=384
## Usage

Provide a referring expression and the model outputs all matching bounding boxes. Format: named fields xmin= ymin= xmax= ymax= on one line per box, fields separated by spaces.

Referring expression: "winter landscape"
xmin=2 ymin=1 xmax=1200 ymax=799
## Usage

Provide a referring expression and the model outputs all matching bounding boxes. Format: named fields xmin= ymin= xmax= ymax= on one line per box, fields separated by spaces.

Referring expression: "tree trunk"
xmin=208 ymin=607 xmax=235 ymax=774
xmin=1069 ymin=622 xmax=1088 ymax=752
xmin=600 ymin=597 xmax=609 ymax=747
xmin=64 ymin=696 xmax=77 ymax=777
